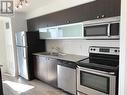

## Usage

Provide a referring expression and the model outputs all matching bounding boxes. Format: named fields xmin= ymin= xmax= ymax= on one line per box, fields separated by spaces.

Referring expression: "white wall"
xmin=11 ymin=12 xmax=27 ymax=76
xmin=0 ymin=13 xmax=27 ymax=76
xmin=26 ymin=0 xmax=95 ymax=19
xmin=46 ymin=39 xmax=119 ymax=56
xmin=119 ymin=0 xmax=127 ymax=94
xmin=11 ymin=12 xmax=28 ymax=32
xmin=3 ymin=18 xmax=15 ymax=75
xmin=0 ymin=17 xmax=16 ymax=75
xmin=0 ymin=19 xmax=7 ymax=72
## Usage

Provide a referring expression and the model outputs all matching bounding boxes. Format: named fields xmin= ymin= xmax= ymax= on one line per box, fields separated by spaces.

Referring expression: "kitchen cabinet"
xmin=0 ymin=68 xmax=3 ymax=95
xmin=47 ymin=58 xmax=57 ymax=87
xmin=58 ymin=23 xmax=83 ymax=38
xmin=86 ymin=0 xmax=120 ymax=20
xmin=48 ymin=27 xmax=59 ymax=38
xmin=34 ymin=56 xmax=57 ymax=87
xmin=34 ymin=56 xmax=48 ymax=82
xmin=39 ymin=23 xmax=84 ymax=39
xmin=39 ymin=27 xmax=59 ymax=39
xmin=39 ymin=28 xmax=50 ymax=39
xmin=27 ymin=0 xmax=120 ymax=31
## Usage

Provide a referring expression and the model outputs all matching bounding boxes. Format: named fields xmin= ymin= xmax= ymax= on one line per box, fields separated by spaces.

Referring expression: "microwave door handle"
xmin=107 ymin=24 xmax=110 ymax=37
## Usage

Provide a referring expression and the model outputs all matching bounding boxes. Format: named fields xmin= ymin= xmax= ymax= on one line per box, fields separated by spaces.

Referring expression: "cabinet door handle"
xmin=101 ymin=15 xmax=105 ymax=18
xmin=96 ymin=16 xmax=100 ymax=19
xmin=66 ymin=20 xmax=70 ymax=23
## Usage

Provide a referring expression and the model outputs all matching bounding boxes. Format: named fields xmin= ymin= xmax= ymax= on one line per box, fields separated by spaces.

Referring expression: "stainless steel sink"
xmin=50 ymin=52 xmax=60 ymax=56
xmin=40 ymin=52 xmax=61 ymax=56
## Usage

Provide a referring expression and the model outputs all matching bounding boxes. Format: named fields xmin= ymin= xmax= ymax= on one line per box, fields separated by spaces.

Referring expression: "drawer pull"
xmin=96 ymin=16 xmax=100 ymax=18
xmin=101 ymin=15 xmax=105 ymax=18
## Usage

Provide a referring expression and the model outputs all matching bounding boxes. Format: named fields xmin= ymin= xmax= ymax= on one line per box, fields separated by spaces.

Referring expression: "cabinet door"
xmin=95 ymin=0 xmax=120 ymax=18
xmin=58 ymin=23 xmax=83 ymax=38
xmin=48 ymin=27 xmax=59 ymax=38
xmin=82 ymin=0 xmax=120 ymax=20
xmin=39 ymin=23 xmax=83 ymax=39
xmin=47 ymin=58 xmax=57 ymax=87
xmin=39 ymin=28 xmax=51 ymax=39
xmin=35 ymin=56 xmax=48 ymax=82
xmin=39 ymin=27 xmax=59 ymax=39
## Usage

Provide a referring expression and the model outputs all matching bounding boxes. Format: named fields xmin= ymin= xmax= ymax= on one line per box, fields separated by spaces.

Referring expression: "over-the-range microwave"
xmin=83 ymin=16 xmax=120 ymax=40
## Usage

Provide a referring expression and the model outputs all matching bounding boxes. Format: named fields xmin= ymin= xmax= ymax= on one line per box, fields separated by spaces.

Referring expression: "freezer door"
xmin=16 ymin=31 xmax=27 ymax=46
xmin=17 ymin=46 xmax=29 ymax=80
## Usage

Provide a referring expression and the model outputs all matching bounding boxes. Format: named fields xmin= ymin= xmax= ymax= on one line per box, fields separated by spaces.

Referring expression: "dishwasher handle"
xmin=58 ymin=60 xmax=77 ymax=69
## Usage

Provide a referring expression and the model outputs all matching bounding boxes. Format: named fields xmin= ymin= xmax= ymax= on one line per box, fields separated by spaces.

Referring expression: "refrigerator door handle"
xmin=23 ymin=48 xmax=26 ymax=58
xmin=22 ymin=34 xmax=25 ymax=46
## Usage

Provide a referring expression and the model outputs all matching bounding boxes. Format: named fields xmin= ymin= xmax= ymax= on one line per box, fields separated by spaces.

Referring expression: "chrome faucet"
xmin=55 ymin=47 xmax=62 ymax=53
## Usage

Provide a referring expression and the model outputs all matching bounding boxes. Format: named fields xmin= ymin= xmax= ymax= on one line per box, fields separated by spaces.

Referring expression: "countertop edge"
xmin=33 ymin=52 xmax=88 ymax=62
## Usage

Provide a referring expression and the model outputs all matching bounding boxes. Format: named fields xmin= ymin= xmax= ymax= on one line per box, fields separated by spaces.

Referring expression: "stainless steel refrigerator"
xmin=16 ymin=31 xmax=45 ymax=80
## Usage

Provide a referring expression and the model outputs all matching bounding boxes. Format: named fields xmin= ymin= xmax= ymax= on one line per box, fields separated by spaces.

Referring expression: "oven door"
xmin=77 ymin=66 xmax=116 ymax=95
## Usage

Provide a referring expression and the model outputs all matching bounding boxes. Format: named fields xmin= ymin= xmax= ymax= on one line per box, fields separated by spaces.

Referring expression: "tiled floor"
xmin=2 ymin=75 xmax=69 ymax=95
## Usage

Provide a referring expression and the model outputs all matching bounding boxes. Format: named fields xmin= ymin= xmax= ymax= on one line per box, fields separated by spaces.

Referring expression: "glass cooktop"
xmin=78 ymin=57 xmax=119 ymax=72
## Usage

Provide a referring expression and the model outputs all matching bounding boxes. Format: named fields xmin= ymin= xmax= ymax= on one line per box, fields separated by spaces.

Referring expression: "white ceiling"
xmin=15 ymin=0 xmax=53 ymax=12
xmin=15 ymin=0 xmax=95 ymax=13
xmin=14 ymin=0 xmax=95 ymax=19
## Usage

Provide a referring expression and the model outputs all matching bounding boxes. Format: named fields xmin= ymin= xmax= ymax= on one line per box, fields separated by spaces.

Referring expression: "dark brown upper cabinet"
xmin=88 ymin=0 xmax=121 ymax=19
xmin=27 ymin=0 xmax=120 ymax=31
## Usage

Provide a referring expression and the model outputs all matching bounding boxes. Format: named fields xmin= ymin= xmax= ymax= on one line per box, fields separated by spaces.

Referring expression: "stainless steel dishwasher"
xmin=57 ymin=60 xmax=76 ymax=95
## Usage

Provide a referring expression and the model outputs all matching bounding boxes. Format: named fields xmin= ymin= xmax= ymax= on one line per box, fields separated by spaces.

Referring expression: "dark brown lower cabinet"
xmin=34 ymin=56 xmax=57 ymax=87
xmin=0 ymin=68 xmax=3 ymax=95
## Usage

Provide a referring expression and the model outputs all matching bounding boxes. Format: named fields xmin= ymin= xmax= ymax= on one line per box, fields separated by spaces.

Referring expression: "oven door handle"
xmin=77 ymin=66 xmax=115 ymax=76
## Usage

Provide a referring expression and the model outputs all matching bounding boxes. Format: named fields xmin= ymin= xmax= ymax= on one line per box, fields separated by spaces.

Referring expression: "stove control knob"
xmin=90 ymin=48 xmax=93 ymax=51
xmin=93 ymin=49 xmax=96 ymax=51
xmin=114 ymin=50 xmax=118 ymax=52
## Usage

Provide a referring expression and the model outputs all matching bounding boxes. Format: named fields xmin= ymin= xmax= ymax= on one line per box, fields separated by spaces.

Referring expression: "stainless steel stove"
xmin=77 ymin=46 xmax=119 ymax=95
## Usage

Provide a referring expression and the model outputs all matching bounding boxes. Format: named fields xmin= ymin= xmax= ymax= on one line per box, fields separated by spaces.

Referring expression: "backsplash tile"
xmin=46 ymin=39 xmax=119 ymax=56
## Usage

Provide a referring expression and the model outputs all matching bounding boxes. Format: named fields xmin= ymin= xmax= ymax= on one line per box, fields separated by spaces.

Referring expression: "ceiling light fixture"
xmin=16 ymin=0 xmax=28 ymax=9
